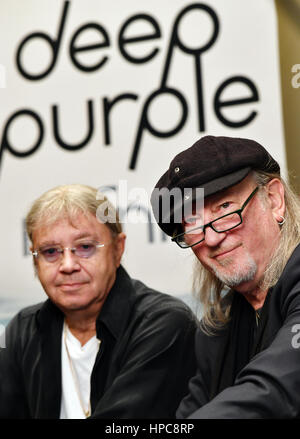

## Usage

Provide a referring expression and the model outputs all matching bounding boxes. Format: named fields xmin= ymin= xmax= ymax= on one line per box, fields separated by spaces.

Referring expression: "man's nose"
xmin=204 ymin=226 xmax=227 ymax=247
xmin=59 ymin=249 xmax=81 ymax=272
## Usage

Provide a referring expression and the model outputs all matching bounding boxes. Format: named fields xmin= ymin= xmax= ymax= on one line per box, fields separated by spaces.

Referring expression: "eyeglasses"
xmin=172 ymin=186 xmax=259 ymax=249
xmin=31 ymin=241 xmax=108 ymax=263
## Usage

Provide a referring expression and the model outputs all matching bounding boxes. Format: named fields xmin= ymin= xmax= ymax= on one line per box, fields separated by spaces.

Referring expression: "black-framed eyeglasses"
xmin=171 ymin=186 xmax=259 ymax=249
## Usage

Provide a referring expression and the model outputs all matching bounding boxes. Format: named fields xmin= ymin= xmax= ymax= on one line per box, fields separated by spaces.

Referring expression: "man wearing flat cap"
xmin=151 ymin=135 xmax=300 ymax=418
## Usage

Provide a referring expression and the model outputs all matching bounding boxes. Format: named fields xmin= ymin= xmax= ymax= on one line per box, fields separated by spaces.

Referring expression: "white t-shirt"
xmin=60 ymin=321 xmax=100 ymax=419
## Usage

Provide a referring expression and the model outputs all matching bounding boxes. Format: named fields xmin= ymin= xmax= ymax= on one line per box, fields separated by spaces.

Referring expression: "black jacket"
xmin=177 ymin=243 xmax=300 ymax=419
xmin=0 ymin=266 xmax=197 ymax=419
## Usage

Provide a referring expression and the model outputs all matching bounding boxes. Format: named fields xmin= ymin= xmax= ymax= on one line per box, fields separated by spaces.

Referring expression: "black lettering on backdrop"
xmin=129 ymin=87 xmax=188 ymax=170
xmin=97 ymin=185 xmax=166 ymax=243
xmin=103 ymin=93 xmax=138 ymax=145
xmin=16 ymin=2 xmax=162 ymax=79
xmin=129 ymin=3 xmax=219 ymax=170
xmin=16 ymin=1 xmax=70 ymax=80
xmin=23 ymin=218 xmax=30 ymax=256
xmin=52 ymin=100 xmax=94 ymax=150
xmin=161 ymin=3 xmax=219 ymax=132
xmin=0 ymin=109 xmax=44 ymax=166
xmin=69 ymin=23 xmax=110 ymax=72
xmin=214 ymin=76 xmax=259 ymax=127
xmin=5 ymin=1 xmax=260 ymax=178
xmin=118 ymin=14 xmax=161 ymax=64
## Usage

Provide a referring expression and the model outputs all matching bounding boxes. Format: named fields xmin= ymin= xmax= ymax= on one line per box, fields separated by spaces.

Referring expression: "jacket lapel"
xmin=36 ymin=300 xmax=63 ymax=418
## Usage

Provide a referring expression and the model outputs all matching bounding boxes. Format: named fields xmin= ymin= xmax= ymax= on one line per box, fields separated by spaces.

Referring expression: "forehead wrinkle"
xmin=206 ymin=187 xmax=236 ymax=207
xmin=32 ymin=215 xmax=106 ymax=248
xmin=203 ymin=173 xmax=256 ymax=207
xmin=36 ymin=232 xmax=100 ymax=248
xmin=184 ymin=186 xmax=246 ymax=226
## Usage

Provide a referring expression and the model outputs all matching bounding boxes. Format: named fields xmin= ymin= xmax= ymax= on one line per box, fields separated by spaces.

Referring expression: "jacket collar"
xmin=35 ymin=265 xmax=135 ymax=418
xmin=95 ymin=265 xmax=136 ymax=340
xmin=36 ymin=265 xmax=136 ymax=340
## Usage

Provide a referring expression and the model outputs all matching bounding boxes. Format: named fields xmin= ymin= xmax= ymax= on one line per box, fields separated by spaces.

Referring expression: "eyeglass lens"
xmin=176 ymin=186 xmax=259 ymax=248
xmin=40 ymin=243 xmax=98 ymax=262
xmin=179 ymin=212 xmax=241 ymax=247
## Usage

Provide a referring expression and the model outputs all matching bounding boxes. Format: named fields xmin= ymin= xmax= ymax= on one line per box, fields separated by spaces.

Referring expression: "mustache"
xmin=209 ymin=243 xmax=242 ymax=258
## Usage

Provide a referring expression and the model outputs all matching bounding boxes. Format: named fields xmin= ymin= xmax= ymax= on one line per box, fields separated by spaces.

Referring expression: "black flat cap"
xmin=151 ymin=135 xmax=280 ymax=237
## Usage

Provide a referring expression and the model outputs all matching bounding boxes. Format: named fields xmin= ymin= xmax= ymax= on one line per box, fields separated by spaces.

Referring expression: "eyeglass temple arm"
xmin=239 ymin=186 xmax=259 ymax=211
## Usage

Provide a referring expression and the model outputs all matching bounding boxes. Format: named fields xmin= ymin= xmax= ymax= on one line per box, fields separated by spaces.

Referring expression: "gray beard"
xmin=211 ymin=255 xmax=257 ymax=288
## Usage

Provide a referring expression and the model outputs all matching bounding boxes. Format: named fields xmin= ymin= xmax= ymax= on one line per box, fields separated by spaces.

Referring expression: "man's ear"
xmin=266 ymin=178 xmax=285 ymax=222
xmin=29 ymin=245 xmax=39 ymax=277
xmin=113 ymin=233 xmax=126 ymax=267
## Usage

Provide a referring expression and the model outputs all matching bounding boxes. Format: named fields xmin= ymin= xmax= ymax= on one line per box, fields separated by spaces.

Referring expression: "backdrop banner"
xmin=0 ymin=0 xmax=285 ymax=324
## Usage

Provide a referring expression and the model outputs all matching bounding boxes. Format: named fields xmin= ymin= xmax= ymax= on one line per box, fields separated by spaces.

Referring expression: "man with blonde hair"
xmin=151 ymin=135 xmax=300 ymax=418
xmin=0 ymin=184 xmax=197 ymax=419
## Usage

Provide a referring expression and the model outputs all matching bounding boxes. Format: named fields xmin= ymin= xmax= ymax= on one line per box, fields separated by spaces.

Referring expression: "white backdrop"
xmin=0 ymin=0 xmax=285 ymax=322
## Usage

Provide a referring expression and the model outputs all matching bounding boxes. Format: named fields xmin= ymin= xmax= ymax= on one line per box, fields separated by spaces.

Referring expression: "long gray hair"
xmin=193 ymin=170 xmax=300 ymax=334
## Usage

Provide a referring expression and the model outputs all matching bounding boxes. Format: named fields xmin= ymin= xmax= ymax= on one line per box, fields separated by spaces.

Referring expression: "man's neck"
xmin=241 ymin=288 xmax=268 ymax=310
xmin=64 ymin=312 xmax=98 ymax=346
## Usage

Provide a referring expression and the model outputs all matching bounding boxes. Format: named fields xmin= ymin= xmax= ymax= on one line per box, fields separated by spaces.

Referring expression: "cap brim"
xmin=202 ymin=167 xmax=251 ymax=198
xmin=157 ymin=167 xmax=251 ymax=237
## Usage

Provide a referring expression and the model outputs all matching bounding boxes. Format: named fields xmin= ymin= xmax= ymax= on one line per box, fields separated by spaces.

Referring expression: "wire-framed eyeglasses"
xmin=31 ymin=241 xmax=107 ymax=263
xmin=172 ymin=186 xmax=259 ymax=249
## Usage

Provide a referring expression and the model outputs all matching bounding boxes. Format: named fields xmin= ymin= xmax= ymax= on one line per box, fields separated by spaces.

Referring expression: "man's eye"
xmin=42 ymin=247 xmax=59 ymax=255
xmin=221 ymin=202 xmax=231 ymax=209
xmin=75 ymin=243 xmax=96 ymax=257
xmin=76 ymin=243 xmax=96 ymax=254
xmin=77 ymin=243 xmax=93 ymax=250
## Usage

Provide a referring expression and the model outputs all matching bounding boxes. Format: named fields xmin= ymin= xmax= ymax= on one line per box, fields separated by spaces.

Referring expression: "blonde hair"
xmin=193 ymin=171 xmax=300 ymax=334
xmin=26 ymin=184 xmax=122 ymax=242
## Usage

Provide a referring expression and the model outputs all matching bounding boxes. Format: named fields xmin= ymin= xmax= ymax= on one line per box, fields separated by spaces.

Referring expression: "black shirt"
xmin=177 ymin=243 xmax=300 ymax=419
xmin=0 ymin=266 xmax=197 ymax=419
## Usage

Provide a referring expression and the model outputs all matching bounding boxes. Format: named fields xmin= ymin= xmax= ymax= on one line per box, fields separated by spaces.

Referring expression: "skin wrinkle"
xmin=211 ymin=248 xmax=257 ymax=287
xmin=31 ymin=212 xmax=126 ymax=345
xmin=189 ymin=175 xmax=285 ymax=310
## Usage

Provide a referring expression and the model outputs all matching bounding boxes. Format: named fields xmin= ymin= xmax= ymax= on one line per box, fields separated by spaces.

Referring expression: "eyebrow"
xmin=183 ymin=192 xmax=238 ymax=224
xmin=205 ymin=190 xmax=240 ymax=210
xmin=37 ymin=232 xmax=99 ymax=248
